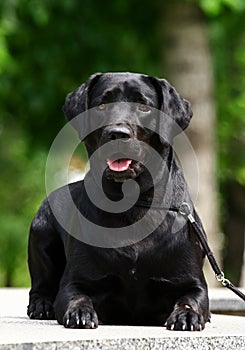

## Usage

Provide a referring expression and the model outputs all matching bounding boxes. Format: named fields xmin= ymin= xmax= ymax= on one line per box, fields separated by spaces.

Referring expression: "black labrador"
xmin=27 ymin=72 xmax=210 ymax=331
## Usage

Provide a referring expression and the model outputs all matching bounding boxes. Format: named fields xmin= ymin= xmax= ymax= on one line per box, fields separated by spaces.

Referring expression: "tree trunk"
xmin=161 ymin=3 xmax=221 ymax=286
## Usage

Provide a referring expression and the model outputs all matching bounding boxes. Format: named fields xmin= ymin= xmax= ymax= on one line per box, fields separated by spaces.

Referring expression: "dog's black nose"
xmin=102 ymin=126 xmax=132 ymax=142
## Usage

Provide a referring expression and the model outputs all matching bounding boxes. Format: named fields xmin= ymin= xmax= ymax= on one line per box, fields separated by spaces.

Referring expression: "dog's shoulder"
xmin=49 ymin=180 xmax=86 ymax=212
xmin=49 ymin=180 xmax=84 ymax=199
xmin=31 ymin=181 xmax=85 ymax=229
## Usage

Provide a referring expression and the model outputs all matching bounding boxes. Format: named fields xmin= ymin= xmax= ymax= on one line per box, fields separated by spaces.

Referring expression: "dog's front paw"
xmin=63 ymin=303 xmax=98 ymax=329
xmin=28 ymin=297 xmax=55 ymax=320
xmin=166 ymin=305 xmax=205 ymax=331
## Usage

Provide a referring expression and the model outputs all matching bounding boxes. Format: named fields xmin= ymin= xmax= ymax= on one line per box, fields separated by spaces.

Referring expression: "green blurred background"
xmin=0 ymin=0 xmax=244 ymax=287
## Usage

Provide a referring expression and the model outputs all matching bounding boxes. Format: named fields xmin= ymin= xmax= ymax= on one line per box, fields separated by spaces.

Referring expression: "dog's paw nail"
xmin=66 ymin=318 xmax=70 ymax=327
xmin=170 ymin=324 xmax=175 ymax=331
xmin=82 ymin=319 xmax=86 ymax=326
xmin=182 ymin=324 xmax=186 ymax=331
xmin=190 ymin=325 xmax=194 ymax=331
xmin=29 ymin=312 xmax=34 ymax=319
xmin=91 ymin=321 xmax=95 ymax=328
xmin=76 ymin=315 xmax=80 ymax=326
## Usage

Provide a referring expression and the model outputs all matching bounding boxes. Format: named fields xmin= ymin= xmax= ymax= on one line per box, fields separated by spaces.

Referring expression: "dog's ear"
xmin=160 ymin=78 xmax=192 ymax=132
xmin=63 ymin=73 xmax=102 ymax=121
xmin=149 ymin=77 xmax=193 ymax=140
xmin=63 ymin=73 xmax=102 ymax=140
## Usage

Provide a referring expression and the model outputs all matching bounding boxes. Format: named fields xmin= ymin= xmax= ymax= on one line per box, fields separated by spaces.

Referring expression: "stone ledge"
xmin=0 ymin=288 xmax=244 ymax=350
xmin=209 ymin=287 xmax=245 ymax=314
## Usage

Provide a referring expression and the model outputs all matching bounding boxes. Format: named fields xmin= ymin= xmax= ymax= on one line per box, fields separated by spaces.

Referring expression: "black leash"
xmin=135 ymin=198 xmax=245 ymax=301
xmin=179 ymin=202 xmax=245 ymax=302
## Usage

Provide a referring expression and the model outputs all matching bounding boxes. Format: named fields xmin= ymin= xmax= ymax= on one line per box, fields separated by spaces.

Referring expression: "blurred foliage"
xmin=209 ymin=12 xmax=245 ymax=186
xmin=201 ymin=1 xmax=245 ymax=184
xmin=0 ymin=0 xmax=244 ymax=286
xmin=0 ymin=125 xmax=47 ymax=286
xmin=199 ymin=0 xmax=245 ymax=16
xmin=0 ymin=0 xmax=161 ymax=146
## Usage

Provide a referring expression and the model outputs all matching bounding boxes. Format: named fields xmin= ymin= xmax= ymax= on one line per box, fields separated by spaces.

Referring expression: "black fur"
xmin=27 ymin=72 xmax=209 ymax=331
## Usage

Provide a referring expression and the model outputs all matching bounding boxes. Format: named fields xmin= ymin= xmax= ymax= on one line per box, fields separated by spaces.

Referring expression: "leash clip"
xmin=179 ymin=202 xmax=195 ymax=223
xmin=215 ymin=271 xmax=231 ymax=287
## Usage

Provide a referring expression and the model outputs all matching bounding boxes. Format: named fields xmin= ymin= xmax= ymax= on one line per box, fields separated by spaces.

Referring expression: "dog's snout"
xmin=108 ymin=127 xmax=131 ymax=140
xmin=102 ymin=126 xmax=132 ymax=142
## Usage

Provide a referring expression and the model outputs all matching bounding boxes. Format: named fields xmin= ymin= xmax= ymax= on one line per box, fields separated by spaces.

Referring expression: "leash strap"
xmin=179 ymin=202 xmax=245 ymax=302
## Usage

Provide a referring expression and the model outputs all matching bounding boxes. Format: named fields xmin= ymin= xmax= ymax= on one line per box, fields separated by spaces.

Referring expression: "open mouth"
xmin=107 ymin=158 xmax=133 ymax=172
xmin=105 ymin=154 xmax=143 ymax=182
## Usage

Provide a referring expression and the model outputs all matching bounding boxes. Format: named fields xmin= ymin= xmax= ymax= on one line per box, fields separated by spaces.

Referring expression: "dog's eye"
xmin=138 ymin=104 xmax=151 ymax=112
xmin=97 ymin=103 xmax=106 ymax=111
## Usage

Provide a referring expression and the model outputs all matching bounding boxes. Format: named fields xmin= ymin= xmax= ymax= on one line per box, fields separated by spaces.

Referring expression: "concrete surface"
xmin=0 ymin=288 xmax=244 ymax=350
xmin=209 ymin=288 xmax=245 ymax=314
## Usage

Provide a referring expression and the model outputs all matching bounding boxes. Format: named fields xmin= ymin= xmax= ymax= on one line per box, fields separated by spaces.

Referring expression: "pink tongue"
xmin=107 ymin=158 xmax=132 ymax=172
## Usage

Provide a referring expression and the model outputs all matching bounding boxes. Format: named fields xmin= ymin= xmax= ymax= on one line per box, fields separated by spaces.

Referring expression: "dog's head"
xmin=63 ymin=72 xmax=192 ymax=183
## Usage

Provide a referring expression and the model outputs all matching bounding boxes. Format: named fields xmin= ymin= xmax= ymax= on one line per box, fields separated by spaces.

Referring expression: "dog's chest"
xmin=101 ymin=222 xmax=188 ymax=281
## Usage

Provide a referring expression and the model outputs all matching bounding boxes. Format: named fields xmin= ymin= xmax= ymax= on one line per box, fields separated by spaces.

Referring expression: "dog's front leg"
xmin=54 ymin=286 xmax=98 ymax=329
xmin=166 ymin=285 xmax=210 ymax=331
